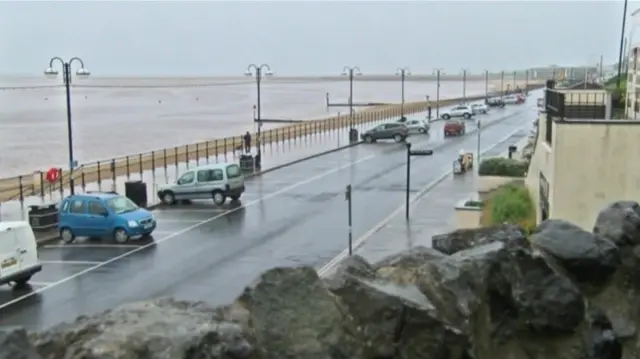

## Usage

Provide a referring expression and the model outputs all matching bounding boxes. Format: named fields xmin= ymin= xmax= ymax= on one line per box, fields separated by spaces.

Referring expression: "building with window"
xmin=526 ymin=82 xmax=638 ymax=230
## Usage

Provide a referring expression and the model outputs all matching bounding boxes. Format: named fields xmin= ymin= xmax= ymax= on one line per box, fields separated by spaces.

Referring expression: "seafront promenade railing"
xmin=0 ymin=86 xmax=543 ymax=204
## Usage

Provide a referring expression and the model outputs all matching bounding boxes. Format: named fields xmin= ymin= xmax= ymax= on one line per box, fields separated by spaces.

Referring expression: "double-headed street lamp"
xmin=341 ymin=66 xmax=362 ymax=129
xmin=44 ymin=57 xmax=91 ymax=195
xmin=396 ymin=67 xmax=411 ymax=120
xmin=244 ymin=64 xmax=273 ymax=167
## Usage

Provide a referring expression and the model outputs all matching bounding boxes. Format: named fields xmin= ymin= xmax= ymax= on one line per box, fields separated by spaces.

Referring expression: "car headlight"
xmin=127 ymin=220 xmax=139 ymax=227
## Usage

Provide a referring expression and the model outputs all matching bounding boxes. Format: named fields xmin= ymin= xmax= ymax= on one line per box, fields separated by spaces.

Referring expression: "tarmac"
xmin=0 ymin=92 xmax=541 ymax=329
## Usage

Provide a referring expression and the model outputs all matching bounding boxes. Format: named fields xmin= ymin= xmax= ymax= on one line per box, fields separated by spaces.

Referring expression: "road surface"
xmin=0 ymin=97 xmax=539 ymax=329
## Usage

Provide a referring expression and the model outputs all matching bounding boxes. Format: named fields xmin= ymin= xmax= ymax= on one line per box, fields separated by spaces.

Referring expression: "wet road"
xmin=0 ymin=97 xmax=539 ymax=329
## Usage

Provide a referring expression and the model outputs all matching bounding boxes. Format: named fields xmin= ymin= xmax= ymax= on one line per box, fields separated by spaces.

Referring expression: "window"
xmin=385 ymin=123 xmax=400 ymax=129
xmin=61 ymin=200 xmax=70 ymax=212
xmin=198 ymin=169 xmax=224 ymax=182
xmin=226 ymin=165 xmax=242 ymax=179
xmin=177 ymin=171 xmax=195 ymax=185
xmin=69 ymin=200 xmax=86 ymax=214
xmin=106 ymin=196 xmax=139 ymax=214
xmin=88 ymin=201 xmax=108 ymax=215
xmin=373 ymin=124 xmax=385 ymax=131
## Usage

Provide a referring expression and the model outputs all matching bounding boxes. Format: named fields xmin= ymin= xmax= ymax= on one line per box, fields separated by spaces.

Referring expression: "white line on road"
xmin=39 ymin=260 xmax=103 ymax=265
xmin=42 ymin=244 xmax=141 ymax=249
xmin=152 ymin=208 xmax=227 ymax=214
xmin=317 ymin=126 xmax=531 ymax=277
xmin=26 ymin=281 xmax=53 ymax=287
xmin=0 ymin=153 xmax=377 ymax=310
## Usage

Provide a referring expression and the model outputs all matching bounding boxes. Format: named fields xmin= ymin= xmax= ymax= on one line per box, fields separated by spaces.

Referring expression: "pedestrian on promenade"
xmin=244 ymin=131 xmax=252 ymax=153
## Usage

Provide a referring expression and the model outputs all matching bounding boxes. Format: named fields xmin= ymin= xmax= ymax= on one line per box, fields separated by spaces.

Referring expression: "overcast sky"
xmin=0 ymin=1 xmax=636 ymax=76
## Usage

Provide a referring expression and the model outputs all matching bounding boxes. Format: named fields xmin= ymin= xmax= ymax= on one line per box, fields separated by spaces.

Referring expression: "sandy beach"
xmin=0 ymin=76 xmax=525 ymax=177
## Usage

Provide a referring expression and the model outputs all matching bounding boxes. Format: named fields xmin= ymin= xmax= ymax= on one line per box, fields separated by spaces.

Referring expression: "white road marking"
xmin=26 ymin=281 xmax=53 ymax=287
xmin=42 ymin=244 xmax=140 ymax=249
xmin=39 ymin=260 xmax=103 ymax=265
xmin=317 ymin=126 xmax=530 ymax=277
xmin=152 ymin=208 xmax=228 ymax=214
xmin=0 ymin=153 xmax=376 ymax=310
xmin=153 ymin=219 xmax=207 ymax=224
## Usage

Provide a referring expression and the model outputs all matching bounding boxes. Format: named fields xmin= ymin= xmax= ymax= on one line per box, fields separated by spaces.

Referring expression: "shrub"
xmin=486 ymin=184 xmax=536 ymax=233
xmin=478 ymin=157 xmax=527 ymax=177
xmin=464 ymin=200 xmax=483 ymax=208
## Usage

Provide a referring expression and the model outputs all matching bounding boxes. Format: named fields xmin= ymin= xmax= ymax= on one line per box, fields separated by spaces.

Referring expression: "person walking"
xmin=244 ymin=131 xmax=252 ymax=153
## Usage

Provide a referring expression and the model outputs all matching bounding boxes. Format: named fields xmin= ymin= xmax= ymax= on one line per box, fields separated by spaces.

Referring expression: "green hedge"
xmin=478 ymin=157 xmax=528 ymax=177
xmin=488 ymin=184 xmax=536 ymax=232
xmin=464 ymin=200 xmax=484 ymax=208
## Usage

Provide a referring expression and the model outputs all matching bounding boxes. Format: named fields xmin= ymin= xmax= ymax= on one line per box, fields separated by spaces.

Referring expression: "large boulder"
xmin=0 ymin=328 xmax=41 ymax=359
xmin=237 ymin=266 xmax=362 ymax=359
xmin=530 ymin=219 xmax=620 ymax=292
xmin=30 ymin=297 xmax=253 ymax=359
xmin=593 ymin=201 xmax=640 ymax=247
xmin=432 ymin=224 xmax=526 ymax=255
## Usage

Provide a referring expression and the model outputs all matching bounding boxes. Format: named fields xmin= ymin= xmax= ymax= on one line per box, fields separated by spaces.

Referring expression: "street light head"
xmin=44 ymin=67 xmax=59 ymax=79
xmin=341 ymin=71 xmax=348 ymax=76
xmin=354 ymin=71 xmax=363 ymax=76
xmin=76 ymin=67 xmax=91 ymax=78
xmin=264 ymin=70 xmax=274 ymax=76
xmin=244 ymin=71 xmax=253 ymax=77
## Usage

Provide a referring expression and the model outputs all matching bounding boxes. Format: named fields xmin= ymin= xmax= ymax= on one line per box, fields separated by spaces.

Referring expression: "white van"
xmin=0 ymin=221 xmax=41 ymax=287
xmin=157 ymin=163 xmax=246 ymax=205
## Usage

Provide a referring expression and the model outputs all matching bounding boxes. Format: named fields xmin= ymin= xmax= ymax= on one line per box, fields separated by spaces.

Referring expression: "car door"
xmin=369 ymin=124 xmax=386 ymax=140
xmin=195 ymin=169 xmax=225 ymax=199
xmin=451 ymin=106 xmax=463 ymax=117
xmin=0 ymin=227 xmax=21 ymax=279
xmin=68 ymin=199 xmax=91 ymax=237
xmin=86 ymin=201 xmax=111 ymax=237
xmin=174 ymin=171 xmax=196 ymax=200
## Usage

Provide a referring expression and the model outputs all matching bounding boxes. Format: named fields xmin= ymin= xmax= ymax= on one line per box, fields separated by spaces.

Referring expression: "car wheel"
xmin=13 ymin=275 xmax=32 ymax=287
xmin=482 ymin=110 xmax=487 ymax=114
xmin=113 ymin=228 xmax=129 ymax=244
xmin=160 ymin=191 xmax=176 ymax=205
xmin=60 ymin=228 xmax=75 ymax=244
xmin=418 ymin=128 xmax=426 ymax=134
xmin=442 ymin=114 xmax=450 ymax=120
xmin=444 ymin=132 xmax=450 ymax=137
xmin=364 ymin=135 xmax=374 ymax=143
xmin=393 ymin=134 xmax=404 ymax=143
xmin=463 ymin=113 xmax=471 ymax=119
xmin=212 ymin=191 xmax=226 ymax=205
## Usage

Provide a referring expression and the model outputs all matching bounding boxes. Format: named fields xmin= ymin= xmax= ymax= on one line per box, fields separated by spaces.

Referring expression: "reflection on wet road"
xmin=0 ymin=98 xmax=540 ymax=329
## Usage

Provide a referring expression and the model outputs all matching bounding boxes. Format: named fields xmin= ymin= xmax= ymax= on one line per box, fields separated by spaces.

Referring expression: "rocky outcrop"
xmin=13 ymin=201 xmax=640 ymax=359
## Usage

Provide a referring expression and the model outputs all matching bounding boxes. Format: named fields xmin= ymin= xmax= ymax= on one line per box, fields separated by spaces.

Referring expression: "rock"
xmin=530 ymin=219 xmax=620 ymax=291
xmin=238 ymin=266 xmax=362 ymax=359
xmin=31 ymin=297 xmax=253 ymax=359
xmin=593 ymin=201 xmax=640 ymax=246
xmin=0 ymin=328 xmax=41 ymax=359
xmin=323 ymin=254 xmax=376 ymax=291
xmin=580 ymin=308 xmax=622 ymax=359
xmin=432 ymin=224 xmax=526 ymax=255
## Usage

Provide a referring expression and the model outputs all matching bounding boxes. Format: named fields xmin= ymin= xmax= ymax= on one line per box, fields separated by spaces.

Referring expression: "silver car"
xmin=157 ymin=163 xmax=245 ymax=205
xmin=404 ymin=119 xmax=430 ymax=134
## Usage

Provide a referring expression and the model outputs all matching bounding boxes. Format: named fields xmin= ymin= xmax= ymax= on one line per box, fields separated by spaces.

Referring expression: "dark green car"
xmin=361 ymin=123 xmax=409 ymax=143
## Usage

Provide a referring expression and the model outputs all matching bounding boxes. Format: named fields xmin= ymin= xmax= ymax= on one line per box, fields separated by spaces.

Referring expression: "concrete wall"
xmin=525 ymin=113 xmax=555 ymax=224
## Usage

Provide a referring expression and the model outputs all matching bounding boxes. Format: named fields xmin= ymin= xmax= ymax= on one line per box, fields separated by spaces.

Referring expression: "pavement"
xmin=0 ymin=92 xmax=541 ymax=329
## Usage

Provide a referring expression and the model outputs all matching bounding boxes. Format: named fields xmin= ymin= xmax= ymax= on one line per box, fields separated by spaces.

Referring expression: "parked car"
xmin=470 ymin=103 xmax=489 ymax=114
xmin=0 ymin=221 xmax=41 ymax=287
xmin=157 ymin=163 xmax=246 ymax=206
xmin=485 ymin=98 xmax=506 ymax=108
xmin=440 ymin=105 xmax=474 ymax=120
xmin=58 ymin=192 xmax=156 ymax=244
xmin=444 ymin=120 xmax=466 ymax=137
xmin=502 ymin=94 xmax=525 ymax=105
xmin=361 ymin=122 xmax=409 ymax=143
xmin=404 ymin=119 xmax=430 ymax=134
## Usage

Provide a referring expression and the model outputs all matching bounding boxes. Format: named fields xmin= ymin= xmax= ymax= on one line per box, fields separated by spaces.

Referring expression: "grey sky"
xmin=0 ymin=1 xmax=634 ymax=76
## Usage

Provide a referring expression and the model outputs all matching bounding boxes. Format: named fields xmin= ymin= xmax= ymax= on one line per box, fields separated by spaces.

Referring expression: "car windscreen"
xmin=226 ymin=164 xmax=242 ymax=179
xmin=106 ymin=196 xmax=139 ymax=214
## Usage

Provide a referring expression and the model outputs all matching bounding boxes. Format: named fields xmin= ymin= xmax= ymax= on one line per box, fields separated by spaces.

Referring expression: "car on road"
xmin=361 ymin=122 xmax=409 ymax=143
xmin=440 ymin=105 xmax=474 ymax=120
xmin=502 ymin=94 xmax=525 ymax=105
xmin=403 ymin=119 xmax=430 ymax=134
xmin=0 ymin=221 xmax=41 ymax=287
xmin=470 ymin=103 xmax=489 ymax=114
xmin=58 ymin=192 xmax=156 ymax=244
xmin=485 ymin=98 xmax=506 ymax=108
xmin=158 ymin=163 xmax=246 ymax=206
xmin=444 ymin=120 xmax=466 ymax=137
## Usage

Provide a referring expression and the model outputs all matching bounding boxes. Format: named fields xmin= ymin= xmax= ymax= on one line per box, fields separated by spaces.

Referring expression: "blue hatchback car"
xmin=58 ymin=193 xmax=156 ymax=244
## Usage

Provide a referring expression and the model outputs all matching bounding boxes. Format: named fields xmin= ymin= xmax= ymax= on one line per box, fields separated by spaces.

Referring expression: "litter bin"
xmin=239 ymin=154 xmax=255 ymax=173
xmin=28 ymin=204 xmax=58 ymax=233
xmin=125 ymin=180 xmax=148 ymax=208
xmin=508 ymin=145 xmax=518 ymax=159
xmin=349 ymin=128 xmax=359 ymax=143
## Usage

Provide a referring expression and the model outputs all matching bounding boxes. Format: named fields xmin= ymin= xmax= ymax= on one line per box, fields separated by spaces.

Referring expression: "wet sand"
xmin=0 ymin=76 xmax=523 ymax=176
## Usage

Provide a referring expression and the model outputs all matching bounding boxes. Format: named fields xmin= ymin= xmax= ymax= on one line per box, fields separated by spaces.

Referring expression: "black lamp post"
xmin=462 ymin=69 xmax=467 ymax=102
xmin=44 ymin=57 xmax=91 ymax=195
xmin=405 ymin=142 xmax=434 ymax=220
xmin=342 ymin=66 xmax=362 ymax=130
xmin=245 ymin=64 xmax=273 ymax=168
xmin=434 ymin=68 xmax=444 ymax=118
xmin=396 ymin=67 xmax=410 ymax=120
xmin=617 ymin=0 xmax=629 ymax=89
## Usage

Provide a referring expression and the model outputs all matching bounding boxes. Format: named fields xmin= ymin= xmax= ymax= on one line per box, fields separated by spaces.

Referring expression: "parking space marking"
xmin=1 ymin=153 xmax=376 ymax=310
xmin=39 ymin=260 xmax=103 ymax=265
xmin=42 ymin=244 xmax=141 ymax=249
xmin=153 ymin=208 xmax=227 ymax=214
xmin=154 ymin=219 xmax=208 ymax=224
xmin=24 ymin=281 xmax=52 ymax=287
